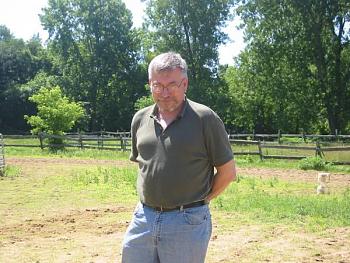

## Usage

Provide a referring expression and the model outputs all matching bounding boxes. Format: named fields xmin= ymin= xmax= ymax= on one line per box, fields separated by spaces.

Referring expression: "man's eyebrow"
xmin=152 ymin=80 xmax=177 ymax=84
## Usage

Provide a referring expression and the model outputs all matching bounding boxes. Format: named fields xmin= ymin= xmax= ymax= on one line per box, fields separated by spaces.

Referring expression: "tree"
xmin=293 ymin=0 xmax=350 ymax=133
xmin=40 ymin=0 xmax=147 ymax=131
xmin=25 ymin=86 xmax=85 ymax=147
xmin=143 ymin=0 xmax=234 ymax=116
xmin=0 ymin=27 xmax=51 ymax=133
xmin=233 ymin=0 xmax=350 ymax=133
xmin=0 ymin=25 xmax=13 ymax=41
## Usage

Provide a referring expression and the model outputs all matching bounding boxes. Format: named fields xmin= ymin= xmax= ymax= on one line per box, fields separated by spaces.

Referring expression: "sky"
xmin=0 ymin=0 xmax=245 ymax=65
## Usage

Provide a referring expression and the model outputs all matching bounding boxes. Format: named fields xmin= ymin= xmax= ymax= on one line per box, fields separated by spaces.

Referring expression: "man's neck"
xmin=157 ymin=101 xmax=185 ymax=128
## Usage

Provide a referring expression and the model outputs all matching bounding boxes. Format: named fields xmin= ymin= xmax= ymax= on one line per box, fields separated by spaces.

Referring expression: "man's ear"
xmin=183 ymin=78 xmax=189 ymax=92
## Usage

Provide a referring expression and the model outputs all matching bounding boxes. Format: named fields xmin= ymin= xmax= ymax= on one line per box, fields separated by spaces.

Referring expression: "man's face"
xmin=149 ymin=68 xmax=188 ymax=114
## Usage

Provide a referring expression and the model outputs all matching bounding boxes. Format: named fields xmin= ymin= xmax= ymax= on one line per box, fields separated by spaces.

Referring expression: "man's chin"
xmin=158 ymin=103 xmax=178 ymax=113
xmin=159 ymin=107 xmax=176 ymax=113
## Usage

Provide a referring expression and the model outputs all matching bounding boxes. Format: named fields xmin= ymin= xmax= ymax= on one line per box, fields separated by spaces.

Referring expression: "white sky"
xmin=0 ymin=0 xmax=244 ymax=65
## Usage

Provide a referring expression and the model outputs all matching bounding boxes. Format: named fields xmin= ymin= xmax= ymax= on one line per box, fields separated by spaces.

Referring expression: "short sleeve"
xmin=129 ymin=114 xmax=139 ymax=162
xmin=204 ymin=111 xmax=233 ymax=166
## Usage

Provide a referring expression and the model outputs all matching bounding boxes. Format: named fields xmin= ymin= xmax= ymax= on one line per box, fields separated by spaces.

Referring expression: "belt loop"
xmin=179 ymin=205 xmax=184 ymax=211
xmin=160 ymin=205 xmax=163 ymax=212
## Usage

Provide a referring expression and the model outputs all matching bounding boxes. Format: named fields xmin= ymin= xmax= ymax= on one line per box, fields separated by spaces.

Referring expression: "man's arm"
xmin=205 ymin=159 xmax=236 ymax=202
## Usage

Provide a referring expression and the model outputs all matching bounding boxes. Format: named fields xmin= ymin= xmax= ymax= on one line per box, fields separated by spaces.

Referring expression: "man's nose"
xmin=161 ymin=88 xmax=170 ymax=97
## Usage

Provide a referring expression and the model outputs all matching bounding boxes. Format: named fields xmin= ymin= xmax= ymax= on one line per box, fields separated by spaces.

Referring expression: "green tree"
xmin=134 ymin=84 xmax=154 ymax=111
xmin=143 ymin=0 xmax=234 ymax=116
xmin=0 ymin=27 xmax=51 ymax=133
xmin=0 ymin=25 xmax=13 ymax=41
xmin=40 ymin=0 xmax=147 ymax=131
xmin=233 ymin=0 xmax=350 ymax=133
xmin=293 ymin=0 xmax=350 ymax=133
xmin=25 ymin=86 xmax=85 ymax=147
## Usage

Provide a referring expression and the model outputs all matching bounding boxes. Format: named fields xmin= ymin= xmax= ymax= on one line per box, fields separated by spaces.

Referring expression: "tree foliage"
xmin=143 ymin=0 xmax=234 ymax=114
xmin=0 ymin=26 xmax=50 ymax=133
xmin=40 ymin=0 xmax=147 ymax=131
xmin=25 ymin=86 xmax=84 ymax=135
xmin=1 ymin=1 xmax=349 ymax=135
xmin=227 ymin=0 xmax=350 ymax=133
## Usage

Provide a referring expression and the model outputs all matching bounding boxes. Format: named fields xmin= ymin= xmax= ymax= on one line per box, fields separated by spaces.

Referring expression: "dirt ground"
xmin=1 ymin=157 xmax=350 ymax=263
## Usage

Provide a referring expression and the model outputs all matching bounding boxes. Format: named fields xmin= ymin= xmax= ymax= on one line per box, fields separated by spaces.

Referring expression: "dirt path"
xmin=1 ymin=157 xmax=350 ymax=262
xmin=1 ymin=205 xmax=349 ymax=263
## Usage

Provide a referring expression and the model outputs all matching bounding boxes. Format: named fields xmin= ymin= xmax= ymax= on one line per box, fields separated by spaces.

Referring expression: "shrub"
xmin=0 ymin=165 xmax=21 ymax=179
xmin=298 ymin=156 xmax=330 ymax=171
xmin=25 ymin=86 xmax=85 ymax=149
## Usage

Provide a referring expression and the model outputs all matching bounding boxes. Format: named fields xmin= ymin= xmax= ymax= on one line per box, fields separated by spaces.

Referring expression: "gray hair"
xmin=148 ymin=52 xmax=188 ymax=79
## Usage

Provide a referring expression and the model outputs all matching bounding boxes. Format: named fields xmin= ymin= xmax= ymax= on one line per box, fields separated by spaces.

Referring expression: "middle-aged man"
xmin=122 ymin=52 xmax=236 ymax=263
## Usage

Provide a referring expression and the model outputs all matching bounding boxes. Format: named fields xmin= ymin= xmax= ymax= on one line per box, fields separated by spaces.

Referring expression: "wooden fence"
xmin=3 ymin=132 xmax=131 ymax=151
xmin=40 ymin=132 xmax=131 ymax=151
xmin=3 ymin=131 xmax=350 ymax=164
xmin=0 ymin=133 xmax=5 ymax=175
xmin=231 ymin=139 xmax=350 ymax=165
xmin=229 ymin=131 xmax=350 ymax=142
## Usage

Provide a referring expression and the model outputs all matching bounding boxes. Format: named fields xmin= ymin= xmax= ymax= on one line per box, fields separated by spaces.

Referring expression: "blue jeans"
xmin=122 ymin=202 xmax=212 ymax=263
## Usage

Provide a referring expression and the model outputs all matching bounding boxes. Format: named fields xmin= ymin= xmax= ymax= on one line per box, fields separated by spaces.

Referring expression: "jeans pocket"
xmin=183 ymin=206 xmax=209 ymax=225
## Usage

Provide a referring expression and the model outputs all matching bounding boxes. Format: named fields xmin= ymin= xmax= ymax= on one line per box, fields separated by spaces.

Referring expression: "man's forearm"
xmin=206 ymin=159 xmax=236 ymax=202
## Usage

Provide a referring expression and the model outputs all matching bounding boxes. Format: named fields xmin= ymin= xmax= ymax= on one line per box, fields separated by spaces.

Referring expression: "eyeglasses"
xmin=150 ymin=78 xmax=185 ymax=93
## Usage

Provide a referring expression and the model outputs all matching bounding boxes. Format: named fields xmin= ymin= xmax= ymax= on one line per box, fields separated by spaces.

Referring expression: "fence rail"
xmin=2 ymin=131 xmax=350 ymax=165
xmin=35 ymin=132 xmax=132 ymax=151
xmin=229 ymin=139 xmax=350 ymax=165
xmin=229 ymin=132 xmax=350 ymax=142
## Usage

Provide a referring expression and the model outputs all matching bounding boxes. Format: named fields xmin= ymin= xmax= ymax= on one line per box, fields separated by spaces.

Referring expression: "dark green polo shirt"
xmin=130 ymin=98 xmax=233 ymax=207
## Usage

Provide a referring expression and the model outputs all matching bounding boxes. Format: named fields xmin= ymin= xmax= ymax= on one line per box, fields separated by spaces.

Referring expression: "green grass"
xmin=0 ymin=164 xmax=138 ymax=225
xmin=0 ymin=165 xmax=21 ymax=179
xmin=212 ymin=175 xmax=350 ymax=231
xmin=2 ymin=142 xmax=350 ymax=232
xmin=5 ymin=146 xmax=130 ymax=160
xmin=2 ymin=151 xmax=349 ymax=232
xmin=70 ymin=166 xmax=138 ymax=202
xmin=3 ymin=137 xmax=38 ymax=146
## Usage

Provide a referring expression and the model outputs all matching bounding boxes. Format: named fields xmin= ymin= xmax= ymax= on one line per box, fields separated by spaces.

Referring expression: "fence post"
xmin=79 ymin=133 xmax=83 ymax=149
xmin=315 ymin=141 xmax=324 ymax=158
xmin=302 ymin=129 xmax=306 ymax=142
xmin=258 ymin=140 xmax=263 ymax=161
xmin=278 ymin=130 xmax=281 ymax=144
xmin=120 ymin=136 xmax=125 ymax=151
xmin=39 ymin=132 xmax=44 ymax=149
xmin=97 ymin=133 xmax=103 ymax=149
xmin=335 ymin=129 xmax=339 ymax=142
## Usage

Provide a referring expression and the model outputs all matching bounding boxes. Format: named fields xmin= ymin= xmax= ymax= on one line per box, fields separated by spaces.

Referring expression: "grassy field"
xmin=1 ymin=147 xmax=350 ymax=262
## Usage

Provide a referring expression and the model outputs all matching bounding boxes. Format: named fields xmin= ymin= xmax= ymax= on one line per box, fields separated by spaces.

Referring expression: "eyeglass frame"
xmin=150 ymin=78 xmax=186 ymax=94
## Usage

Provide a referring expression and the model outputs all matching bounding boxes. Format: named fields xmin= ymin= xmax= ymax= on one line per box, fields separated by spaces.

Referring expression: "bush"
xmin=0 ymin=165 xmax=21 ymax=179
xmin=134 ymin=93 xmax=154 ymax=110
xmin=25 ymin=86 xmax=85 ymax=150
xmin=298 ymin=157 xmax=330 ymax=171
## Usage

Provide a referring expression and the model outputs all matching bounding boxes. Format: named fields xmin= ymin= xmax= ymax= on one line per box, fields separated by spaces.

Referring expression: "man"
xmin=122 ymin=52 xmax=236 ymax=263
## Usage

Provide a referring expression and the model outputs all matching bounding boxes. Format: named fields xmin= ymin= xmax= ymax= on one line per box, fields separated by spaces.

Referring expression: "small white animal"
xmin=316 ymin=172 xmax=330 ymax=194
xmin=317 ymin=172 xmax=330 ymax=183
xmin=317 ymin=184 xmax=328 ymax=194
